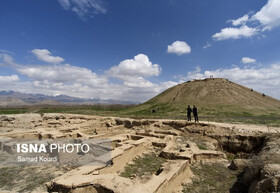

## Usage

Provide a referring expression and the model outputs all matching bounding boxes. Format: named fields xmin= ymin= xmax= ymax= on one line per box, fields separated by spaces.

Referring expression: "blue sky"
xmin=0 ymin=0 xmax=280 ymax=101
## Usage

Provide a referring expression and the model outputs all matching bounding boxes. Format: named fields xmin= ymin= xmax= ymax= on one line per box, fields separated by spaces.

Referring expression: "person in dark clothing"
xmin=187 ymin=105 xmax=192 ymax=121
xmin=193 ymin=105 xmax=199 ymax=122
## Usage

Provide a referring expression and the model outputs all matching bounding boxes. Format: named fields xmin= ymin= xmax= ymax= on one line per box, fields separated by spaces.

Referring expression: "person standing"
xmin=193 ymin=105 xmax=199 ymax=122
xmin=187 ymin=105 xmax=192 ymax=121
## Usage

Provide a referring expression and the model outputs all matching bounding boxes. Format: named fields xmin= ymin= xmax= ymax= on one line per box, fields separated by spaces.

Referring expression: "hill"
xmin=124 ymin=78 xmax=280 ymax=125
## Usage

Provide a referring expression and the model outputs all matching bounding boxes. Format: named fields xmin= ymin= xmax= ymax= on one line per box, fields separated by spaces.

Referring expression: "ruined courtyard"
xmin=0 ymin=113 xmax=280 ymax=193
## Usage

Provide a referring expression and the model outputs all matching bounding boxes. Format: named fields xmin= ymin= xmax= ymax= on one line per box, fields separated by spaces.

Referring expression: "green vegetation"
xmin=1 ymin=78 xmax=280 ymax=127
xmin=197 ymin=144 xmax=208 ymax=150
xmin=1 ymin=103 xmax=279 ymax=127
xmin=201 ymin=115 xmax=280 ymax=127
xmin=0 ymin=108 xmax=28 ymax=114
xmin=120 ymin=152 xmax=166 ymax=178
xmin=183 ymin=162 xmax=239 ymax=193
xmin=121 ymin=103 xmax=280 ymax=127
xmin=0 ymin=104 xmax=134 ymax=116
xmin=226 ymin=153 xmax=238 ymax=161
xmin=0 ymin=166 xmax=65 ymax=192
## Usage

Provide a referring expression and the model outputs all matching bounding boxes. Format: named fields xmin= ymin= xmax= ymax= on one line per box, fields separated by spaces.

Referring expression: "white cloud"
xmin=184 ymin=64 xmax=280 ymax=98
xmin=122 ymin=76 xmax=157 ymax=88
xmin=0 ymin=52 xmax=178 ymax=102
xmin=0 ymin=53 xmax=15 ymax=65
xmin=107 ymin=54 xmax=166 ymax=98
xmin=212 ymin=25 xmax=259 ymax=41
xmin=105 ymin=54 xmax=177 ymax=101
xmin=241 ymin=57 xmax=257 ymax=64
xmin=160 ymin=81 xmax=178 ymax=90
xmin=251 ymin=0 xmax=280 ymax=30
xmin=167 ymin=41 xmax=191 ymax=55
xmin=213 ymin=0 xmax=280 ymax=41
xmin=57 ymin=0 xmax=106 ymax=19
xmin=117 ymin=80 xmax=178 ymax=102
xmin=229 ymin=14 xmax=249 ymax=26
xmin=108 ymin=54 xmax=161 ymax=78
xmin=31 ymin=49 xmax=64 ymax=64
xmin=0 ymin=49 xmax=14 ymax=55
xmin=58 ymin=0 xmax=71 ymax=9
xmin=0 ymin=75 xmax=19 ymax=83
xmin=17 ymin=64 xmax=108 ymax=87
xmin=203 ymin=42 xmax=212 ymax=49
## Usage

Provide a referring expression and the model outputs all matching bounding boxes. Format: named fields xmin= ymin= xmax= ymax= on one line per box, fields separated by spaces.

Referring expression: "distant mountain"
xmin=0 ymin=96 xmax=28 ymax=106
xmin=0 ymin=90 xmax=135 ymax=106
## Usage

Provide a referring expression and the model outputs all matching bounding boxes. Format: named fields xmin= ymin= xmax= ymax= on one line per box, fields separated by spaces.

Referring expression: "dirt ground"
xmin=0 ymin=113 xmax=279 ymax=193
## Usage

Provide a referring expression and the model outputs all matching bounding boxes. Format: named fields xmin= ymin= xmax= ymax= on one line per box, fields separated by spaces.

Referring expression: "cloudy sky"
xmin=0 ymin=0 xmax=280 ymax=102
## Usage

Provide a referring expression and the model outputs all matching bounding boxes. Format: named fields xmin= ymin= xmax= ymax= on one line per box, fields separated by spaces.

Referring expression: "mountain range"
xmin=0 ymin=91 xmax=135 ymax=106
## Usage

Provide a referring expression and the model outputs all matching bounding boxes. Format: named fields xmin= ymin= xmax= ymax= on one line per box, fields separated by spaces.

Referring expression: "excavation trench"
xmin=207 ymin=134 xmax=280 ymax=193
xmin=177 ymin=128 xmax=271 ymax=193
xmin=211 ymin=134 xmax=267 ymax=158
